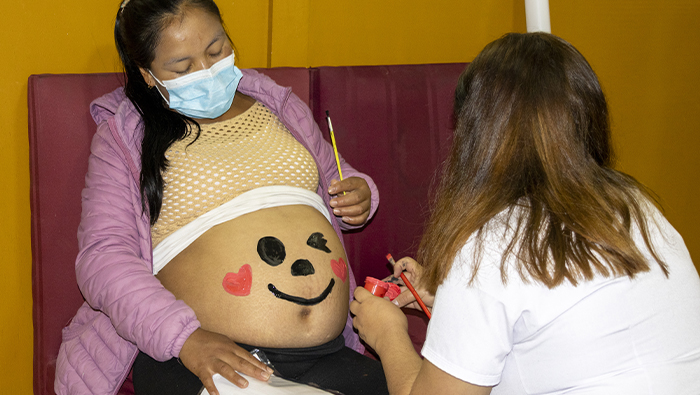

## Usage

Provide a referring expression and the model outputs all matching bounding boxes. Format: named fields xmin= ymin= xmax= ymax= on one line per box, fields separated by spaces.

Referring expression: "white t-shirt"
xmin=422 ymin=204 xmax=700 ymax=394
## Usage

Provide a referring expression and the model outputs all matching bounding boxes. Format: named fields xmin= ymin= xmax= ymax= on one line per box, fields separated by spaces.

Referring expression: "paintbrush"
xmin=325 ymin=111 xmax=345 ymax=195
xmin=386 ymin=254 xmax=432 ymax=319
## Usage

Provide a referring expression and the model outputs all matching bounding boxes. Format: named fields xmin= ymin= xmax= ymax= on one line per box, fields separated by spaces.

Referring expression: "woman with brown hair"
xmin=351 ymin=32 xmax=700 ymax=394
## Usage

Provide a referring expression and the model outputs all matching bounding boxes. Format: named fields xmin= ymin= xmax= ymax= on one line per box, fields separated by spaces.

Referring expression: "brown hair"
xmin=418 ymin=33 xmax=667 ymax=293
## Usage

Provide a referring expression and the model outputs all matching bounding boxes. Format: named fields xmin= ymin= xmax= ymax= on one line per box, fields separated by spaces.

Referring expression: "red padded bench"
xmin=29 ymin=63 xmax=466 ymax=395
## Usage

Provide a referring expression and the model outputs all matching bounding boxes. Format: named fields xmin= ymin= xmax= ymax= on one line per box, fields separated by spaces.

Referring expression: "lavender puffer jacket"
xmin=55 ymin=69 xmax=379 ymax=395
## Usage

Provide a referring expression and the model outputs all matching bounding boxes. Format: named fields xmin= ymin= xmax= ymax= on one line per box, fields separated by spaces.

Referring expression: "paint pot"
xmin=385 ymin=283 xmax=401 ymax=300
xmin=364 ymin=277 xmax=389 ymax=297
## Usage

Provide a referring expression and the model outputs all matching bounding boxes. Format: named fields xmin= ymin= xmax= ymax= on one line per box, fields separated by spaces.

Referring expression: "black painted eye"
xmin=258 ymin=236 xmax=286 ymax=266
xmin=291 ymin=259 xmax=315 ymax=276
xmin=306 ymin=232 xmax=331 ymax=253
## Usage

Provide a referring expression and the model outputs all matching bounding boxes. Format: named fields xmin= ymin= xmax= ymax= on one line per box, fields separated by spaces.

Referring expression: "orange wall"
xmin=550 ymin=1 xmax=700 ymax=271
xmin=1 ymin=0 xmax=697 ymax=392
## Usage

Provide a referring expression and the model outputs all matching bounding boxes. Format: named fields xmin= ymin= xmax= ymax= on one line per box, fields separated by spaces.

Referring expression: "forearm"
xmin=374 ymin=330 xmax=423 ymax=395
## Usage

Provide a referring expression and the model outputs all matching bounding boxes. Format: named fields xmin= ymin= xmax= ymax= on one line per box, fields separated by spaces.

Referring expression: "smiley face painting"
xmin=156 ymin=203 xmax=348 ymax=348
xmin=222 ymin=232 xmax=347 ymax=306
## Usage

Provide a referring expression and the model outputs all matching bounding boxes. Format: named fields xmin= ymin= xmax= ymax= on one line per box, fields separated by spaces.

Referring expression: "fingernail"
xmin=393 ymin=300 xmax=399 ymax=306
xmin=333 ymin=209 xmax=341 ymax=215
xmin=261 ymin=371 xmax=271 ymax=379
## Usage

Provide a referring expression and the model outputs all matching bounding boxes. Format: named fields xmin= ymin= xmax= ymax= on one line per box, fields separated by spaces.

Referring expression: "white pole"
xmin=525 ymin=0 xmax=551 ymax=33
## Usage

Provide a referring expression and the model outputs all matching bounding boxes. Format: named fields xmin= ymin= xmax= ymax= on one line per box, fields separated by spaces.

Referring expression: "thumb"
xmin=354 ymin=285 xmax=372 ymax=302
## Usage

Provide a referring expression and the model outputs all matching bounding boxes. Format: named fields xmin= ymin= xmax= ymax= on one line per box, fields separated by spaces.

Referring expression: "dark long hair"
xmin=418 ymin=33 xmax=667 ymax=293
xmin=114 ymin=0 xmax=225 ymax=225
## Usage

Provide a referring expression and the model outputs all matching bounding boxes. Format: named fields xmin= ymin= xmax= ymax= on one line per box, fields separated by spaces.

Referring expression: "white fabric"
xmin=422 ymin=204 xmax=700 ymax=394
xmin=153 ymin=185 xmax=332 ymax=275
xmin=200 ymin=373 xmax=335 ymax=394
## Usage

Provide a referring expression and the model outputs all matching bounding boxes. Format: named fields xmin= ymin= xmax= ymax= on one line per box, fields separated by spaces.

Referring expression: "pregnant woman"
xmin=54 ymin=1 xmax=386 ymax=394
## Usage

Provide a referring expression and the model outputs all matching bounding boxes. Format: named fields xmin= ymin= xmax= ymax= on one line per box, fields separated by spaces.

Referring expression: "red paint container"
xmin=364 ymin=277 xmax=389 ymax=297
xmin=385 ymin=283 xmax=401 ymax=300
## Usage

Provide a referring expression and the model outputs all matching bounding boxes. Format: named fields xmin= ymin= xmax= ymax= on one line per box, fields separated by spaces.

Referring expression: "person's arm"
xmin=77 ymin=122 xmax=198 ymax=360
xmin=351 ymin=286 xmax=420 ymax=394
xmin=351 ymin=287 xmax=492 ymax=395
xmin=411 ymin=361 xmax=492 ymax=395
xmin=238 ymin=69 xmax=379 ymax=228
xmin=284 ymin=93 xmax=379 ymax=228
xmin=76 ymin=122 xmax=271 ymax=393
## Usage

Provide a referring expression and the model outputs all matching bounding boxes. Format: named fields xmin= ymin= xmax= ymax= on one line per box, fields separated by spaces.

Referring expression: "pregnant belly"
xmin=156 ymin=205 xmax=349 ymax=348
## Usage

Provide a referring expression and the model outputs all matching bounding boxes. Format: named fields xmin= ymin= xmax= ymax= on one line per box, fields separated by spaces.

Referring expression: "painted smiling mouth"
xmin=268 ymin=279 xmax=335 ymax=306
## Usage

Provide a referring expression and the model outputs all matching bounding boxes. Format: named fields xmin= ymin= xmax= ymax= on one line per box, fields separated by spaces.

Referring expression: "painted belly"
xmin=156 ymin=205 xmax=349 ymax=348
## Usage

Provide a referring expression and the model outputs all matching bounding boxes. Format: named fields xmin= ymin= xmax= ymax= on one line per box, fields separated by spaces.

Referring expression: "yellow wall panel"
xmin=270 ymin=0 xmax=311 ymax=67
xmin=272 ymin=0 xmax=520 ymax=67
xmin=218 ymin=1 xmax=270 ymax=68
xmin=1 ymin=0 xmax=697 ymax=392
xmin=551 ymin=0 xmax=700 ymax=270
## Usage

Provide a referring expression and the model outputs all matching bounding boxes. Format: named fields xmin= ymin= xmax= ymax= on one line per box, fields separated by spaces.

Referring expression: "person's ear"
xmin=139 ymin=67 xmax=156 ymax=88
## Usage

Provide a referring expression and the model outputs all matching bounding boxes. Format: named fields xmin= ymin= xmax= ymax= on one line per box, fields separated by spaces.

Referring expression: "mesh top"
xmin=151 ymin=102 xmax=319 ymax=248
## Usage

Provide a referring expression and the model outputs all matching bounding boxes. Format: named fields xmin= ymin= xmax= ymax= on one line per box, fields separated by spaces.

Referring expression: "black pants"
xmin=133 ymin=334 xmax=388 ymax=395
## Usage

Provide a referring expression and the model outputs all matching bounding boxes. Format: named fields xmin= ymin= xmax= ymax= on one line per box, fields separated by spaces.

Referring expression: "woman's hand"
xmin=389 ymin=257 xmax=435 ymax=311
xmin=350 ymin=286 xmax=408 ymax=353
xmin=178 ymin=328 xmax=273 ymax=395
xmin=328 ymin=177 xmax=371 ymax=225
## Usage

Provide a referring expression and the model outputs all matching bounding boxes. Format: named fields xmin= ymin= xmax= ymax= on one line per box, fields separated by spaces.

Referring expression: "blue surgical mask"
xmin=150 ymin=53 xmax=243 ymax=119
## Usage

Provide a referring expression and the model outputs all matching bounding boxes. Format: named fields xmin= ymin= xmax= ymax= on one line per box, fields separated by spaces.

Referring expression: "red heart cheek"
xmin=331 ymin=258 xmax=347 ymax=283
xmin=223 ymin=264 xmax=252 ymax=296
